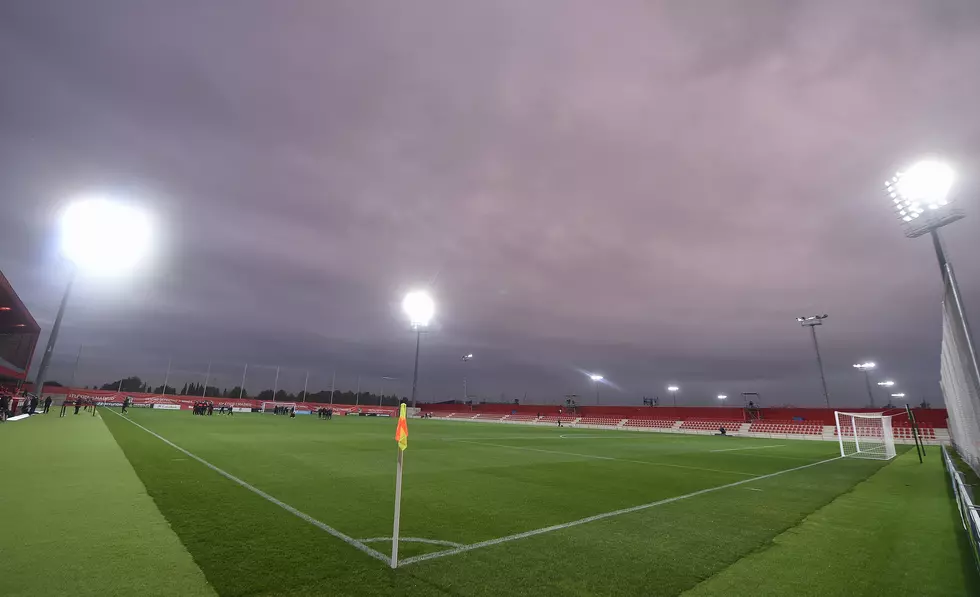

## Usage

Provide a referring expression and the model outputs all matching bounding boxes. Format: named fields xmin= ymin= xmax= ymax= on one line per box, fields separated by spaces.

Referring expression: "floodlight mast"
xmin=667 ymin=385 xmax=679 ymax=407
xmin=461 ymin=353 xmax=473 ymax=401
xmin=883 ymin=160 xmax=980 ymax=407
xmin=403 ymin=290 xmax=434 ymax=407
xmin=853 ymin=362 xmax=877 ymax=408
xmin=588 ymin=373 xmax=604 ymax=405
xmin=34 ymin=197 xmax=153 ymax=395
xmin=797 ymin=315 xmax=831 ymax=408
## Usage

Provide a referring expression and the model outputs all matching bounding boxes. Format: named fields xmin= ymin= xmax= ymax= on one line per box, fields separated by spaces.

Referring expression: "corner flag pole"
xmin=391 ymin=402 xmax=409 ymax=568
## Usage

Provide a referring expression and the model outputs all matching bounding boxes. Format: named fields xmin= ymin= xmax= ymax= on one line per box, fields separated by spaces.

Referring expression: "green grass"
xmin=682 ymin=448 xmax=980 ymax=596
xmin=0 ymin=410 xmax=214 ymax=597
xmin=6 ymin=408 xmax=975 ymax=596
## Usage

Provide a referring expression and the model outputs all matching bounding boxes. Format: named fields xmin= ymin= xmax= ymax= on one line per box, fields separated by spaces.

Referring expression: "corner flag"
xmin=395 ymin=403 xmax=408 ymax=450
xmin=391 ymin=402 xmax=409 ymax=568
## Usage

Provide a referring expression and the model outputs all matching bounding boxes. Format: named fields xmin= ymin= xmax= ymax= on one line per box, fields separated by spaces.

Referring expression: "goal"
xmin=262 ymin=401 xmax=297 ymax=413
xmin=835 ymin=411 xmax=897 ymax=460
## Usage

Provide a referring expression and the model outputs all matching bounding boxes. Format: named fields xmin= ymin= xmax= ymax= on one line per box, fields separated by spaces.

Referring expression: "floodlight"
xmin=891 ymin=393 xmax=906 ymax=398
xmin=885 ymin=159 xmax=964 ymax=237
xmin=852 ymin=362 xmax=876 ymax=371
xmin=667 ymin=385 xmax=679 ymax=392
xmin=877 ymin=381 xmax=895 ymax=387
xmin=717 ymin=394 xmax=727 ymax=400
xmin=589 ymin=374 xmax=604 ymax=382
xmin=61 ymin=196 xmax=153 ymax=276
xmin=402 ymin=290 xmax=434 ymax=328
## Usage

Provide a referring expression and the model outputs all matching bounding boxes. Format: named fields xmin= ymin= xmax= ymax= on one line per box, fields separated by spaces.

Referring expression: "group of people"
xmin=1 ymin=392 xmax=53 ymax=421
xmin=62 ymin=397 xmax=95 ymax=416
xmin=316 ymin=407 xmax=334 ymax=419
xmin=272 ymin=405 xmax=295 ymax=417
xmin=192 ymin=401 xmax=214 ymax=416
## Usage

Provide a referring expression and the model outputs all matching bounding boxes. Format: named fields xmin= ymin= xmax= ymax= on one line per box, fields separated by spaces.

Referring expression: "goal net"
xmin=262 ymin=402 xmax=297 ymax=413
xmin=835 ymin=411 xmax=897 ymax=460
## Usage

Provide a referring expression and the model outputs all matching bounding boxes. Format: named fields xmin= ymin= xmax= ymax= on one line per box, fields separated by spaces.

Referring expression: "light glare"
xmin=717 ymin=394 xmax=727 ymax=400
xmin=894 ymin=160 xmax=955 ymax=207
xmin=877 ymin=381 xmax=895 ymax=387
xmin=61 ymin=197 xmax=152 ymax=276
xmin=667 ymin=385 xmax=679 ymax=392
xmin=589 ymin=373 xmax=604 ymax=382
xmin=402 ymin=290 xmax=435 ymax=328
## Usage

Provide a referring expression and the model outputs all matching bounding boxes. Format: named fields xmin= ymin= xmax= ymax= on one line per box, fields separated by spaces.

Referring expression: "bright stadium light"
xmin=891 ymin=393 xmax=906 ymax=398
xmin=402 ymin=290 xmax=435 ymax=329
xmin=717 ymin=394 xmax=727 ymax=400
xmin=667 ymin=385 xmax=679 ymax=407
xmin=403 ymin=290 xmax=435 ymax=407
xmin=589 ymin=373 xmax=604 ymax=382
xmin=853 ymin=362 xmax=876 ymax=370
xmin=877 ymin=380 xmax=895 ymax=387
xmin=34 ymin=195 xmax=154 ymax=396
xmin=61 ymin=196 xmax=153 ymax=276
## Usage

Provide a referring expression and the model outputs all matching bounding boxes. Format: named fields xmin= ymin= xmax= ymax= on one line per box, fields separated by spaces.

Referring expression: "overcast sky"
xmin=2 ymin=0 xmax=979 ymax=407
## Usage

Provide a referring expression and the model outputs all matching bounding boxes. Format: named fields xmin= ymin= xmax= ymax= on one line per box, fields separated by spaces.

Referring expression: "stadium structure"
xmin=0 ymin=270 xmax=39 ymax=390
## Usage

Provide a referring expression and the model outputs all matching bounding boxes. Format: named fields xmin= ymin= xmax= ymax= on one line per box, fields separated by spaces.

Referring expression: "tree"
xmin=179 ymin=383 xmax=188 ymax=396
xmin=225 ymin=386 xmax=248 ymax=398
xmin=257 ymin=389 xmax=274 ymax=401
xmin=151 ymin=384 xmax=177 ymax=395
xmin=101 ymin=376 xmax=145 ymax=393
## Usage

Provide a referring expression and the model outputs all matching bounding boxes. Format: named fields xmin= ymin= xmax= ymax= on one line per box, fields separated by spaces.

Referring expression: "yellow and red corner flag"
xmin=395 ymin=403 xmax=409 ymax=451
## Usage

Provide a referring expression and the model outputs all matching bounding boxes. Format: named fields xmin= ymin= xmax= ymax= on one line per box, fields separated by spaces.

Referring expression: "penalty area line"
xmin=710 ymin=444 xmax=785 ymax=453
xmin=398 ymin=455 xmax=842 ymax=567
xmin=103 ymin=408 xmax=391 ymax=566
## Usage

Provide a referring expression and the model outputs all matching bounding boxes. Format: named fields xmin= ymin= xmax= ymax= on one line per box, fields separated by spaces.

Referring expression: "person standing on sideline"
xmin=29 ymin=394 xmax=39 ymax=415
xmin=74 ymin=398 xmax=81 ymax=415
xmin=43 ymin=396 xmax=52 ymax=414
xmin=60 ymin=398 xmax=68 ymax=417
xmin=0 ymin=394 xmax=9 ymax=422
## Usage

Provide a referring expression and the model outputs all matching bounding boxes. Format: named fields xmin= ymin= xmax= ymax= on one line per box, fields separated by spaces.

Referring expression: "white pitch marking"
xmin=710 ymin=445 xmax=785 ymax=453
xmin=453 ymin=440 xmax=758 ymax=477
xmin=359 ymin=537 xmax=464 ymax=548
xmin=398 ymin=455 xmax=842 ymax=566
xmin=746 ymin=488 xmax=764 ymax=492
xmin=104 ymin=408 xmax=390 ymax=565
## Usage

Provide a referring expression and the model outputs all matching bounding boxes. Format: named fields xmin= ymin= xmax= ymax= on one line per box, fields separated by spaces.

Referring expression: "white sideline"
xmin=710 ymin=444 xmax=785 ymax=453
xmin=398 ymin=455 xmax=841 ymax=566
xmin=453 ymin=439 xmax=759 ymax=477
xmin=103 ymin=408 xmax=391 ymax=566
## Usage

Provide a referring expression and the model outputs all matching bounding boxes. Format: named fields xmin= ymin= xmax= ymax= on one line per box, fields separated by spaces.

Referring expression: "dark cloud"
xmin=2 ymin=0 xmax=979 ymax=406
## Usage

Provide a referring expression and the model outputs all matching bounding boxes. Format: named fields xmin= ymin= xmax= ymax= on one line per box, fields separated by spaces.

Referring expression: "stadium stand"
xmin=623 ymin=418 xmax=675 ymax=429
xmin=504 ymin=414 xmax=539 ymax=422
xmin=538 ymin=415 xmax=576 ymax=423
xmin=577 ymin=417 xmax=623 ymax=426
xmin=679 ymin=419 xmax=743 ymax=432
xmin=748 ymin=420 xmax=822 ymax=435
xmin=473 ymin=413 xmax=507 ymax=420
xmin=0 ymin=270 xmax=40 ymax=388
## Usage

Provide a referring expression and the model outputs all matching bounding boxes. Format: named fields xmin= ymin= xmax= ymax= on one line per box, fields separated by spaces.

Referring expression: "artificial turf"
xmin=0 ymin=410 xmax=213 ymax=597
xmin=6 ymin=408 xmax=975 ymax=596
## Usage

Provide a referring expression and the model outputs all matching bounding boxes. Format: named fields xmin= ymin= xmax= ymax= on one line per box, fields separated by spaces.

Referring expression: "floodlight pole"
xmin=930 ymin=228 xmax=980 ymax=396
xmin=302 ymin=371 xmax=309 ymax=402
xmin=161 ymin=358 xmax=172 ymax=397
xmin=239 ymin=363 xmax=248 ymax=400
xmin=593 ymin=379 xmax=600 ymax=405
xmin=272 ymin=365 xmax=280 ymax=403
xmin=202 ymin=361 xmax=211 ymax=397
xmin=33 ymin=269 xmax=76 ymax=396
xmin=862 ymin=369 xmax=876 ymax=408
xmin=410 ymin=328 xmax=422 ymax=408
xmin=69 ymin=345 xmax=82 ymax=388
xmin=329 ymin=370 xmax=336 ymax=405
xmin=798 ymin=316 xmax=831 ymax=409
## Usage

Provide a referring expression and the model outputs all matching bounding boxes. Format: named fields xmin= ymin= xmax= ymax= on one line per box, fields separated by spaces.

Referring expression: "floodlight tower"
xmin=588 ymin=373 xmax=604 ymax=405
xmin=403 ymin=290 xmax=434 ymax=407
xmin=884 ymin=159 xmax=980 ymax=400
xmin=34 ymin=197 xmax=153 ymax=395
xmin=667 ymin=385 xmax=679 ymax=407
xmin=797 ymin=315 xmax=831 ymax=408
xmin=853 ymin=361 xmax=877 ymax=408
xmin=461 ymin=353 xmax=473 ymax=401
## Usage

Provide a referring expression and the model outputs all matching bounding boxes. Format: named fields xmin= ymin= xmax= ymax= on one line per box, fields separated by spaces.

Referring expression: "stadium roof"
xmin=0 ymin=270 xmax=40 ymax=381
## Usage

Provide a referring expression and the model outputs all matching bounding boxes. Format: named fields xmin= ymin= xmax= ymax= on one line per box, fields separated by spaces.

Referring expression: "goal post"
xmin=835 ymin=411 xmax=897 ymax=460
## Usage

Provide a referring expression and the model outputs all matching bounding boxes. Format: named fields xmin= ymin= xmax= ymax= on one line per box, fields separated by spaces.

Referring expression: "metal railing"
xmin=942 ymin=444 xmax=980 ymax=573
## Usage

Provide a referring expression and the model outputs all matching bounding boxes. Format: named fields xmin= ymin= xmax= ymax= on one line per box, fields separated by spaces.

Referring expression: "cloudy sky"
xmin=2 ymin=0 xmax=979 ymax=406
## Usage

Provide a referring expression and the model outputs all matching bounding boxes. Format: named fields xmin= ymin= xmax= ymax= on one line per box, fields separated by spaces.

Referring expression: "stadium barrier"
xmin=942 ymin=444 xmax=980 ymax=573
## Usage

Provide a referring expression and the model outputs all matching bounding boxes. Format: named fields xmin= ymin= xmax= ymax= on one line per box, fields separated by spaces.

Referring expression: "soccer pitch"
xmin=4 ymin=409 xmax=977 ymax=596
